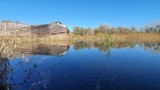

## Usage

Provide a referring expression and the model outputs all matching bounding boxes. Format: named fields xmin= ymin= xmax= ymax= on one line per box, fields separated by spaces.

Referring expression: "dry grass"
xmin=0 ymin=36 xmax=17 ymax=58
xmin=70 ymin=33 xmax=160 ymax=42
xmin=0 ymin=33 xmax=160 ymax=59
xmin=110 ymin=33 xmax=160 ymax=42
xmin=0 ymin=36 xmax=71 ymax=59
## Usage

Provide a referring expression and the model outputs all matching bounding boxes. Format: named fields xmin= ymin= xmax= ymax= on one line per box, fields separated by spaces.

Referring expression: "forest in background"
xmin=72 ymin=24 xmax=160 ymax=35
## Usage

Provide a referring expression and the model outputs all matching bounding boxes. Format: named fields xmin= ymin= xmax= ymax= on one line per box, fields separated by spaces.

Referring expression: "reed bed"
xmin=70 ymin=33 xmax=160 ymax=42
xmin=0 ymin=33 xmax=160 ymax=59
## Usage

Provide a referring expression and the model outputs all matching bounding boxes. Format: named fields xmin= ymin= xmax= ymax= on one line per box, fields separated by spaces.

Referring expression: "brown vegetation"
xmin=70 ymin=33 xmax=160 ymax=42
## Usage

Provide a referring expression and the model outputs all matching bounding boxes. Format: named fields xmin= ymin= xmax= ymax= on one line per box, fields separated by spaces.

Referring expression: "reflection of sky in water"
xmin=1 ymin=43 xmax=160 ymax=90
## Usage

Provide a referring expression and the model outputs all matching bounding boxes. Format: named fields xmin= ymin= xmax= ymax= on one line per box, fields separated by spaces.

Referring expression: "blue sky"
xmin=0 ymin=0 xmax=160 ymax=30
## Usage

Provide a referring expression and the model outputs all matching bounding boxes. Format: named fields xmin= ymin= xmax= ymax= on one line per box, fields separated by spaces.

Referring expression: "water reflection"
xmin=0 ymin=41 xmax=160 ymax=90
xmin=73 ymin=41 xmax=160 ymax=54
xmin=1 ymin=41 xmax=160 ymax=59
xmin=140 ymin=42 xmax=160 ymax=53
xmin=0 ymin=41 xmax=70 ymax=89
xmin=33 ymin=44 xmax=69 ymax=56
xmin=9 ymin=41 xmax=70 ymax=59
xmin=0 ymin=57 xmax=51 ymax=90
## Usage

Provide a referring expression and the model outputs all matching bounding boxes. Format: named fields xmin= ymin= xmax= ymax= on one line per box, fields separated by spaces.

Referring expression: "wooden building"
xmin=0 ymin=21 xmax=69 ymax=36
xmin=31 ymin=21 xmax=69 ymax=36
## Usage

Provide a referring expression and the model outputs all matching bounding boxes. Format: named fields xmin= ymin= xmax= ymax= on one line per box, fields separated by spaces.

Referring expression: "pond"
xmin=0 ymin=41 xmax=160 ymax=90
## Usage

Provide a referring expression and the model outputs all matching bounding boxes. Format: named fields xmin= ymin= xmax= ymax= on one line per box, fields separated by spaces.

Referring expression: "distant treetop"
xmin=2 ymin=20 xmax=12 ymax=23
xmin=1 ymin=20 xmax=22 ymax=24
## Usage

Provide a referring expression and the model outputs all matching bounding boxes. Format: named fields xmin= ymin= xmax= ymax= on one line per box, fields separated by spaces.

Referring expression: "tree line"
xmin=1 ymin=20 xmax=22 ymax=24
xmin=73 ymin=24 xmax=160 ymax=35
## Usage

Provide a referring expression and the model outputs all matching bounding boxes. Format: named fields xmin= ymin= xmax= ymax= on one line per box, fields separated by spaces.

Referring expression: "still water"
xmin=1 ymin=41 xmax=160 ymax=90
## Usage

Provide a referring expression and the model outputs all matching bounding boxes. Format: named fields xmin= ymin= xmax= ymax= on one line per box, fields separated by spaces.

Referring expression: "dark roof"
xmin=30 ymin=22 xmax=69 ymax=35
xmin=31 ymin=24 xmax=48 ymax=29
xmin=54 ymin=21 xmax=62 ymax=24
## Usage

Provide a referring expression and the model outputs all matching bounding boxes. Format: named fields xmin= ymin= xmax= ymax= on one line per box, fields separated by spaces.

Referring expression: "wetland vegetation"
xmin=0 ymin=40 xmax=160 ymax=90
xmin=0 ymin=21 xmax=160 ymax=90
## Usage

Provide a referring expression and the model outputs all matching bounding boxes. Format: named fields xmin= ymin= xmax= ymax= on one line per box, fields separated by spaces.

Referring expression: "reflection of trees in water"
xmin=139 ymin=42 xmax=160 ymax=53
xmin=73 ymin=41 xmax=137 ymax=56
xmin=110 ymin=42 xmax=136 ymax=49
xmin=0 ymin=41 xmax=70 ymax=89
xmin=73 ymin=41 xmax=137 ymax=50
xmin=73 ymin=41 xmax=111 ymax=56
xmin=0 ymin=40 xmax=71 ymax=89
xmin=94 ymin=41 xmax=111 ymax=56
xmin=73 ymin=41 xmax=93 ymax=50
xmin=73 ymin=41 xmax=160 ymax=55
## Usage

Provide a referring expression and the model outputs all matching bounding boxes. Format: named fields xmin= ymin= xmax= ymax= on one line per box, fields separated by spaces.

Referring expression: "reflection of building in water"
xmin=0 ymin=43 xmax=70 ymax=88
xmin=33 ymin=44 xmax=70 ymax=56
xmin=10 ymin=42 xmax=70 ymax=58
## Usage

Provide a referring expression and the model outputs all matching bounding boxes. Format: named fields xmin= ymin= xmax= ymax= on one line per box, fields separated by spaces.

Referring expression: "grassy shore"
xmin=0 ymin=33 xmax=160 ymax=59
xmin=70 ymin=33 xmax=160 ymax=42
xmin=0 ymin=33 xmax=160 ymax=43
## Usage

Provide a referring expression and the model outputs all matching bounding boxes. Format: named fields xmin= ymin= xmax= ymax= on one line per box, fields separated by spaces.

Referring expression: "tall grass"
xmin=0 ymin=33 xmax=160 ymax=59
xmin=70 ymin=33 xmax=160 ymax=42
xmin=0 ymin=36 xmax=17 ymax=58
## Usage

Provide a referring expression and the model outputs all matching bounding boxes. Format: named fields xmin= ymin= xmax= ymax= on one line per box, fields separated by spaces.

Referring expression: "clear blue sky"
xmin=0 ymin=0 xmax=160 ymax=30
